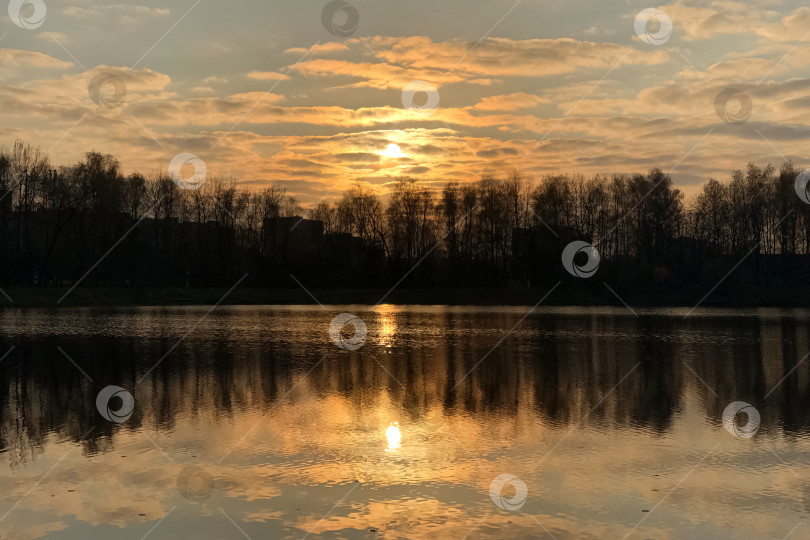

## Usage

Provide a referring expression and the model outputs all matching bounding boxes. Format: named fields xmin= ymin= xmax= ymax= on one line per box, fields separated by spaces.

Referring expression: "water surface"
xmin=1 ymin=305 xmax=809 ymax=539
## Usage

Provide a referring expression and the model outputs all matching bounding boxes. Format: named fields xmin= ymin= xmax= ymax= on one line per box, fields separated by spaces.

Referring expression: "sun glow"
xmin=386 ymin=422 xmax=401 ymax=451
xmin=381 ymin=143 xmax=404 ymax=158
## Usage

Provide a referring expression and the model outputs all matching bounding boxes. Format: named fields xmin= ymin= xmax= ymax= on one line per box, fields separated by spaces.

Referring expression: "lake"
xmin=0 ymin=305 xmax=808 ymax=539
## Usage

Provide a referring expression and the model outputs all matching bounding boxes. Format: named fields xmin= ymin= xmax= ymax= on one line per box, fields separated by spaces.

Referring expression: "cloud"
xmin=357 ymin=36 xmax=670 ymax=78
xmin=247 ymin=71 xmax=290 ymax=81
xmin=754 ymin=5 xmax=810 ymax=42
xmin=0 ymin=49 xmax=73 ymax=70
xmin=467 ymin=93 xmax=548 ymax=112
xmin=660 ymin=1 xmax=780 ymax=41
xmin=290 ymin=59 xmax=473 ymax=90
xmin=37 ymin=32 xmax=70 ymax=43
xmin=287 ymin=36 xmax=669 ymax=90
xmin=285 ymin=43 xmax=349 ymax=55
xmin=335 ymin=152 xmax=381 ymax=163
xmin=63 ymin=4 xmax=170 ymax=19
xmin=563 ymin=77 xmax=810 ymax=126
xmin=0 ymin=66 xmax=172 ymax=125
xmin=475 ymin=147 xmax=520 ymax=158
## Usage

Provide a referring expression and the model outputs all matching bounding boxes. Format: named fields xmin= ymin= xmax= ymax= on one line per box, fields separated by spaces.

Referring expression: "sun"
xmin=381 ymin=143 xmax=404 ymax=158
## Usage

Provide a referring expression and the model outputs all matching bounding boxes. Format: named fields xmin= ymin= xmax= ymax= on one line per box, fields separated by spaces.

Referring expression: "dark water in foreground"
xmin=1 ymin=305 xmax=809 ymax=539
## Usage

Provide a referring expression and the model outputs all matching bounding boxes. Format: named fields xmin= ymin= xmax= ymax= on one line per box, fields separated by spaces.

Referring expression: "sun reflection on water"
xmin=386 ymin=422 xmax=401 ymax=451
xmin=374 ymin=304 xmax=399 ymax=348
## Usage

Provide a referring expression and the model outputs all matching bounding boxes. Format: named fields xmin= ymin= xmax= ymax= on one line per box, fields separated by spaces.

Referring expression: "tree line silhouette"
xmin=1 ymin=140 xmax=808 ymax=302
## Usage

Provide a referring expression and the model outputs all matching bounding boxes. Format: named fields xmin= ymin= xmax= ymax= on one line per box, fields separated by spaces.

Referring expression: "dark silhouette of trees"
xmin=1 ymin=139 xmax=809 ymax=302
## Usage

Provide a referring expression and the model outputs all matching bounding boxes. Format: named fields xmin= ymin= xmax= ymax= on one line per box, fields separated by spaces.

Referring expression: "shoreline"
xmin=0 ymin=286 xmax=807 ymax=309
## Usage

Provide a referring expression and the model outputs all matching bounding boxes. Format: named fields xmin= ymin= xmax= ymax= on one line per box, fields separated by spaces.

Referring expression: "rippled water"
xmin=1 ymin=305 xmax=809 ymax=539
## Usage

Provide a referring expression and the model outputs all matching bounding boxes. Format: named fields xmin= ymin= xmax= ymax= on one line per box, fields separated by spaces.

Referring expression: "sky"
xmin=2 ymin=0 xmax=810 ymax=204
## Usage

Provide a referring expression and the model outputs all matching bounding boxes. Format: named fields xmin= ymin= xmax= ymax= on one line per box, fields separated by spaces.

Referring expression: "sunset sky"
xmin=2 ymin=0 xmax=810 ymax=203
